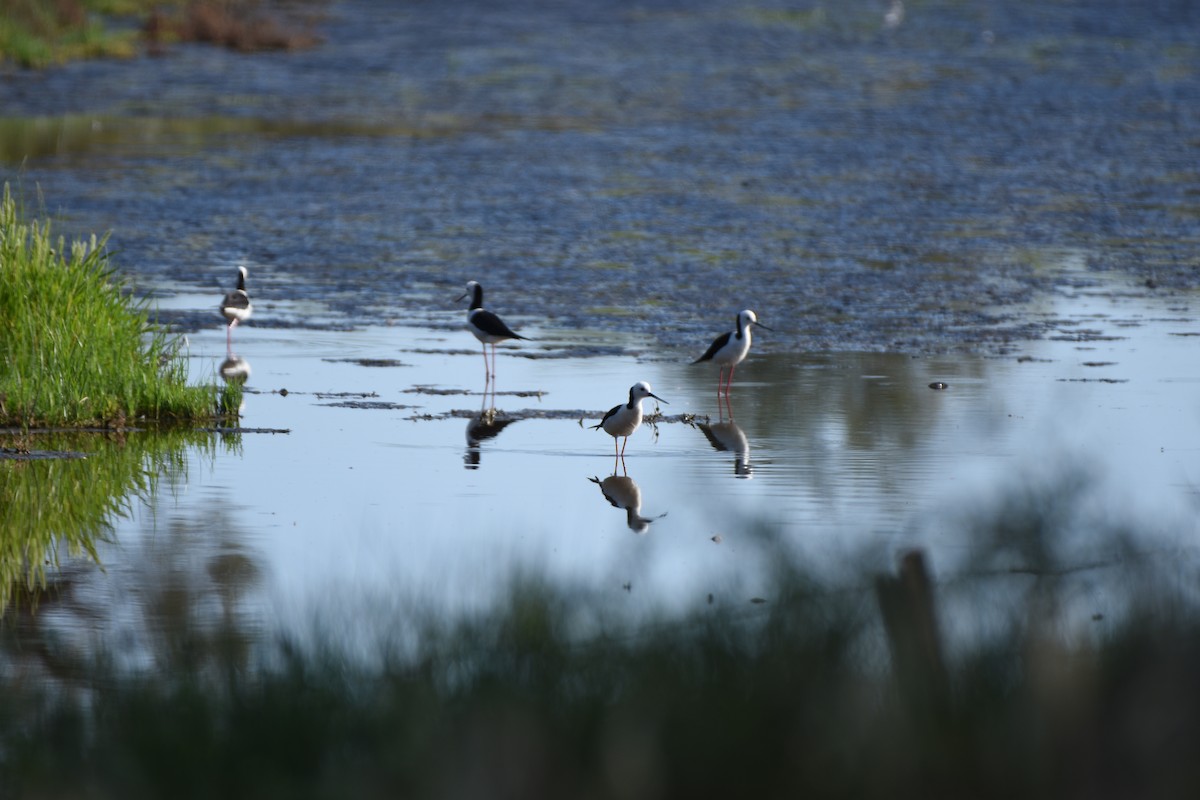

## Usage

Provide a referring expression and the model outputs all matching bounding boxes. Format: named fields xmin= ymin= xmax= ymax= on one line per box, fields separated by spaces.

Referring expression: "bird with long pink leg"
xmin=219 ymin=265 xmax=252 ymax=355
xmin=457 ymin=280 xmax=528 ymax=384
xmin=591 ymin=381 xmax=668 ymax=466
xmin=693 ymin=309 xmax=771 ymax=416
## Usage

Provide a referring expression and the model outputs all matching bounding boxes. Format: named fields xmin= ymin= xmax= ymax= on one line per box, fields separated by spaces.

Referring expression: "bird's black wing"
xmin=590 ymin=404 xmax=621 ymax=429
xmin=221 ymin=290 xmax=250 ymax=312
xmin=472 ymin=309 xmax=528 ymax=340
xmin=693 ymin=331 xmax=731 ymax=363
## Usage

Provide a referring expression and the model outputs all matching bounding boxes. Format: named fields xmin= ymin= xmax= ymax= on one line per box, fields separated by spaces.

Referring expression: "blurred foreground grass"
xmin=2 ymin=548 xmax=1198 ymax=799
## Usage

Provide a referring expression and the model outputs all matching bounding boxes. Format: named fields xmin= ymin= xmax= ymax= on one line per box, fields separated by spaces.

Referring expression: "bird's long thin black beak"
xmin=650 ymin=394 xmax=669 ymax=404
xmin=455 ymin=292 xmax=468 ymax=302
xmin=753 ymin=321 xmax=773 ymax=332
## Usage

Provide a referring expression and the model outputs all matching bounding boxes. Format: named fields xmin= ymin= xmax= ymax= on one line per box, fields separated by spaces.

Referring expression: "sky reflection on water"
xmin=47 ymin=279 xmax=1192 ymax=659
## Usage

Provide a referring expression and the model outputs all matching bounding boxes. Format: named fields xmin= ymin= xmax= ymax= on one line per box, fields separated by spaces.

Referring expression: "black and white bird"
xmin=219 ymin=266 xmax=252 ymax=351
xmin=590 ymin=381 xmax=668 ymax=460
xmin=457 ymin=280 xmax=528 ymax=379
xmin=693 ymin=309 xmax=771 ymax=404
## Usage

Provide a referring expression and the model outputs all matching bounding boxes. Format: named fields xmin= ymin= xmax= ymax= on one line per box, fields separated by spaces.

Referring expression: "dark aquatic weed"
xmin=320 ymin=401 xmax=418 ymax=410
xmin=0 ymin=447 xmax=88 ymax=461
xmin=322 ymin=358 xmax=411 ymax=368
xmin=404 ymin=386 xmax=547 ymax=399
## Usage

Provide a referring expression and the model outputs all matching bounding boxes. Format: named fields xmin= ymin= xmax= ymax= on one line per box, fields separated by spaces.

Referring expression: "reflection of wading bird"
xmin=693 ymin=309 xmax=771 ymax=413
xmin=218 ymin=355 xmax=252 ymax=385
xmin=457 ymin=281 xmax=528 ymax=381
xmin=591 ymin=381 xmax=668 ymax=461
xmin=589 ymin=473 xmax=666 ymax=533
xmin=698 ymin=419 xmax=752 ymax=479
xmin=219 ymin=266 xmax=252 ymax=352
xmin=464 ymin=413 xmax=519 ymax=469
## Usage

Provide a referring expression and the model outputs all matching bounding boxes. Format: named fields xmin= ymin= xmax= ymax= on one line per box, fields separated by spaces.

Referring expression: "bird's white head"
xmin=630 ymin=381 xmax=668 ymax=405
xmin=237 ymin=265 xmax=248 ymax=279
xmin=739 ymin=309 xmax=772 ymax=332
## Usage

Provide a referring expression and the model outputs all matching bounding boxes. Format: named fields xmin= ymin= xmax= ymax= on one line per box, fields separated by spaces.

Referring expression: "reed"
xmin=0 ymin=185 xmax=228 ymax=427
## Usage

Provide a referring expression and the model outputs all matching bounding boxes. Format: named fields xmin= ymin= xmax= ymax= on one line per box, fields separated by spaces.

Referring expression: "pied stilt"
xmin=219 ymin=266 xmax=252 ymax=351
xmin=693 ymin=309 xmax=771 ymax=408
xmin=457 ymin=280 xmax=528 ymax=379
xmin=590 ymin=381 xmax=668 ymax=460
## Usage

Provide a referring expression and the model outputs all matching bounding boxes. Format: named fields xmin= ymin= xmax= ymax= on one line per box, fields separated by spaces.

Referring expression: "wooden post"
xmin=876 ymin=550 xmax=949 ymax=717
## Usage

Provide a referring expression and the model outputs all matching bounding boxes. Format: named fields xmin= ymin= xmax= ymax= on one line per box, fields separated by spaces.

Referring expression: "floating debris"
xmin=0 ymin=448 xmax=87 ymax=461
xmin=405 ymin=386 xmax=546 ymax=398
xmin=315 ymin=391 xmax=380 ymax=399
xmin=928 ymin=381 xmax=949 ymax=390
xmin=323 ymin=358 xmax=410 ymax=368
xmin=321 ymin=401 xmax=416 ymax=410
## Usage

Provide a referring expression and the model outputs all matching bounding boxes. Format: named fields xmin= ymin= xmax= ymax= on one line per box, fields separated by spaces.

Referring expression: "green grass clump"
xmin=0 ymin=0 xmax=139 ymax=68
xmin=0 ymin=185 xmax=226 ymax=427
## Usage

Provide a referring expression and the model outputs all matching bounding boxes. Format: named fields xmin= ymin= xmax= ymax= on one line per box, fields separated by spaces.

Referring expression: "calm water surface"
xmin=29 ymin=274 xmax=1193 ymax=662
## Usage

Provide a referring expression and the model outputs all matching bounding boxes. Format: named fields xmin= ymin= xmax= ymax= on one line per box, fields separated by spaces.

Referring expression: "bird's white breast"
xmin=602 ymin=403 xmax=643 ymax=438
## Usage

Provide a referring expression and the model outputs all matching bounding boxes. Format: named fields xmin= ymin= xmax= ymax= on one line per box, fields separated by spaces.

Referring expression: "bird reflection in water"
xmin=589 ymin=473 xmax=666 ymax=533
xmin=219 ymin=355 xmax=252 ymax=385
xmin=464 ymin=406 xmax=519 ymax=469
xmin=697 ymin=418 xmax=753 ymax=478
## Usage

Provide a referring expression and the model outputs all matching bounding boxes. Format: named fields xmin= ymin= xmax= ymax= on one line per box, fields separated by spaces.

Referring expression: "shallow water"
xmin=13 ymin=269 xmax=1192 ymax=665
xmin=2 ymin=0 xmax=1200 ymax=667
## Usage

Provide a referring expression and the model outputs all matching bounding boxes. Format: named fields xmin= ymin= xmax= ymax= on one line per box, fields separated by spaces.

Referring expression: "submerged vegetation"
xmin=0 ymin=185 xmax=233 ymax=426
xmin=0 ymin=0 xmax=322 ymax=68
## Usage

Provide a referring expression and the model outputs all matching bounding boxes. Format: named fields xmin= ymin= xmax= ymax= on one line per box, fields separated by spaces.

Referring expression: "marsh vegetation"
xmin=0 ymin=185 xmax=237 ymax=428
xmin=0 ymin=0 xmax=322 ymax=67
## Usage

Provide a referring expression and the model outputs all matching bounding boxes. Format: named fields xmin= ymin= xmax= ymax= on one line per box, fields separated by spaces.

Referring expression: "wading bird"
xmin=219 ymin=266 xmax=252 ymax=352
xmin=693 ymin=309 xmax=771 ymax=411
xmin=591 ymin=381 xmax=668 ymax=461
xmin=457 ymin=280 xmax=528 ymax=380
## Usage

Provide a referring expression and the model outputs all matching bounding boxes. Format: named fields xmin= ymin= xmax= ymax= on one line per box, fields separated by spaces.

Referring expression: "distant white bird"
xmin=219 ymin=266 xmax=252 ymax=352
xmin=457 ymin=280 xmax=528 ymax=379
xmin=591 ymin=381 xmax=668 ymax=459
xmin=884 ymin=0 xmax=905 ymax=29
xmin=693 ymin=309 xmax=771 ymax=404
